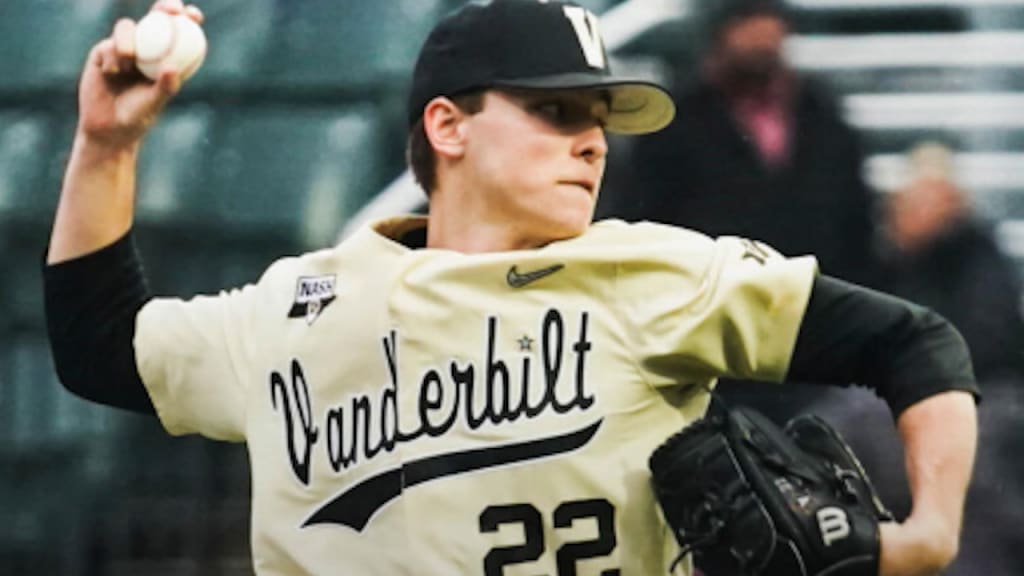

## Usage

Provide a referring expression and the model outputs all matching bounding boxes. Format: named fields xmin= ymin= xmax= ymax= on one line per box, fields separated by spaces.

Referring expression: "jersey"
xmin=133 ymin=216 xmax=817 ymax=575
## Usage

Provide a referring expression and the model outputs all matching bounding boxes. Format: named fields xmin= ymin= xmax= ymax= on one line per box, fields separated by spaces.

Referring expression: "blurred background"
xmin=1 ymin=0 xmax=1022 ymax=574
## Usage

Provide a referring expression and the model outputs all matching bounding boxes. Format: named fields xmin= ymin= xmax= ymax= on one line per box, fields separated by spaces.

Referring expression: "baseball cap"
xmin=408 ymin=0 xmax=675 ymax=135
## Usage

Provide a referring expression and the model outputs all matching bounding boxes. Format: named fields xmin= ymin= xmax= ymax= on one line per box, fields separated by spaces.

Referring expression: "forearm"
xmin=900 ymin=390 xmax=977 ymax=549
xmin=878 ymin=390 xmax=977 ymax=575
xmin=47 ymin=134 xmax=140 ymax=264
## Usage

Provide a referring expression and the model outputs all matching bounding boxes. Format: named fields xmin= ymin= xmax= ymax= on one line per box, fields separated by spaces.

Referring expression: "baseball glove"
xmin=648 ymin=402 xmax=894 ymax=575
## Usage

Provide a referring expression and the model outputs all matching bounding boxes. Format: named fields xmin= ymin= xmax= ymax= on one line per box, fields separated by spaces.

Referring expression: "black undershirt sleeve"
xmin=43 ymin=231 xmax=155 ymax=415
xmin=788 ymin=274 xmax=980 ymax=417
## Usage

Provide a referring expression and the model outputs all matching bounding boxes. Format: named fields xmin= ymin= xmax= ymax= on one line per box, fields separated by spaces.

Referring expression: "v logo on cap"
xmin=562 ymin=6 xmax=606 ymax=69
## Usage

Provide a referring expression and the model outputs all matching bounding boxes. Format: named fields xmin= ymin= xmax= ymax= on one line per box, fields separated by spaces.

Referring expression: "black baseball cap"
xmin=408 ymin=0 xmax=675 ymax=135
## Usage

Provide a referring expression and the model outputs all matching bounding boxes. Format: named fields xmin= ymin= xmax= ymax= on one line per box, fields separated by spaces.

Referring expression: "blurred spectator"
xmin=881 ymin=142 xmax=1024 ymax=379
xmin=807 ymin=141 xmax=1024 ymax=574
xmin=601 ymin=0 xmax=879 ymax=286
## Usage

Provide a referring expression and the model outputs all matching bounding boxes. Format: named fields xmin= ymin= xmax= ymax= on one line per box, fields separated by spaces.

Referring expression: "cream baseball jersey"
xmin=134 ymin=217 xmax=817 ymax=575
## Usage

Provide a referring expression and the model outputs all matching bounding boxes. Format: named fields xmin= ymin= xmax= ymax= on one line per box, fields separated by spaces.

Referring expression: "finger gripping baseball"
xmin=649 ymin=406 xmax=891 ymax=575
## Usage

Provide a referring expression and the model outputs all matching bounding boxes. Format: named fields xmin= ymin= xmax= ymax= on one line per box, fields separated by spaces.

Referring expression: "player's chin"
xmin=540 ymin=205 xmax=594 ymax=240
xmin=531 ymin=185 xmax=593 ymax=234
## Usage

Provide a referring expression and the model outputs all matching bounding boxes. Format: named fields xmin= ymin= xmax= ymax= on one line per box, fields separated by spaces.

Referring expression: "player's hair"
xmin=407 ymin=91 xmax=486 ymax=196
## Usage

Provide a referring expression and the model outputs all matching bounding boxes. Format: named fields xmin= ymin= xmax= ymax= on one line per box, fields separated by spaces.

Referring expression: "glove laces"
xmin=668 ymin=513 xmax=726 ymax=572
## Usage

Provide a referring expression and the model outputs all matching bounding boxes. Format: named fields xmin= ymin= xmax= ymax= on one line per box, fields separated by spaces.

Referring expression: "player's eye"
xmin=529 ymin=99 xmax=601 ymax=129
xmin=531 ymin=101 xmax=568 ymax=122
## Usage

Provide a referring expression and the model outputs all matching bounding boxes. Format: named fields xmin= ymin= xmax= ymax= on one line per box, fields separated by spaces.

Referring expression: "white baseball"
xmin=134 ymin=11 xmax=207 ymax=81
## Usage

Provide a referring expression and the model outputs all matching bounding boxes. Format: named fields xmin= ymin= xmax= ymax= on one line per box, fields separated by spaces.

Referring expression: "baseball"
xmin=134 ymin=11 xmax=207 ymax=82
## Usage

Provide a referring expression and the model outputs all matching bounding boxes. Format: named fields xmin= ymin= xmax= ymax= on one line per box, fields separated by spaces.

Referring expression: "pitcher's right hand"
xmin=76 ymin=0 xmax=204 ymax=149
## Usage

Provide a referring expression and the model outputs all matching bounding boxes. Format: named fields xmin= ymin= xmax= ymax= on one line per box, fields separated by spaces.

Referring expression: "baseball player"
xmin=45 ymin=1 xmax=977 ymax=574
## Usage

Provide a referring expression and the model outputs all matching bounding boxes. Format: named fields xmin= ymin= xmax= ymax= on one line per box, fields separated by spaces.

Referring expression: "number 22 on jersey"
xmin=480 ymin=498 xmax=619 ymax=575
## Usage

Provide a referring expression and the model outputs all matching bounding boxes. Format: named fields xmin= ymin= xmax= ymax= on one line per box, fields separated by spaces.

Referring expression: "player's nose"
xmin=574 ymin=124 xmax=607 ymax=164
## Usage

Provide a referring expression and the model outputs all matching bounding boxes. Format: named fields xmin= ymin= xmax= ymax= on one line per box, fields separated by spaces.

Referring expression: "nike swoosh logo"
xmin=507 ymin=263 xmax=565 ymax=288
xmin=303 ymin=419 xmax=602 ymax=531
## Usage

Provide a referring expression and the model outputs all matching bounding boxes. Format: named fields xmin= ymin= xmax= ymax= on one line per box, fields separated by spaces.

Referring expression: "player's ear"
xmin=423 ymin=97 xmax=468 ymax=160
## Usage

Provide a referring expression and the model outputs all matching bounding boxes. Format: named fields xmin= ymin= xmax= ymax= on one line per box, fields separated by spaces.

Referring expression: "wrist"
xmin=879 ymin=517 xmax=959 ymax=576
xmin=905 ymin=512 xmax=960 ymax=569
xmin=74 ymin=130 xmax=142 ymax=158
